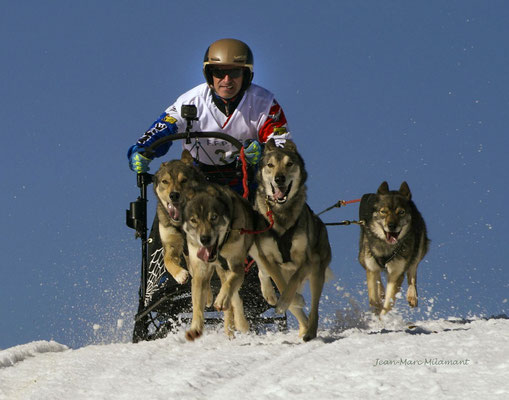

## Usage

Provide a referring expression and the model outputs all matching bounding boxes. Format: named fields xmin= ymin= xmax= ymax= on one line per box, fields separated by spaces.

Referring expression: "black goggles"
xmin=210 ymin=67 xmax=243 ymax=79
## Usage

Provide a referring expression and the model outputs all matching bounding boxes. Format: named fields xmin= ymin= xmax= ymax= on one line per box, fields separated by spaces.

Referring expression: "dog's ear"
xmin=205 ymin=184 xmax=232 ymax=214
xmin=377 ymin=181 xmax=389 ymax=194
xmin=283 ymin=140 xmax=297 ymax=153
xmin=152 ymin=163 xmax=165 ymax=186
xmin=181 ymin=150 xmax=194 ymax=166
xmin=265 ymin=138 xmax=277 ymax=151
xmin=219 ymin=188 xmax=234 ymax=215
xmin=205 ymin=184 xmax=218 ymax=196
xmin=399 ymin=181 xmax=412 ymax=200
xmin=185 ymin=186 xmax=199 ymax=200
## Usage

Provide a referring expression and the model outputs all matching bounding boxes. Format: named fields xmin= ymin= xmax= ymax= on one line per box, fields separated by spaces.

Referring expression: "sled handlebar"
xmin=140 ymin=131 xmax=243 ymax=159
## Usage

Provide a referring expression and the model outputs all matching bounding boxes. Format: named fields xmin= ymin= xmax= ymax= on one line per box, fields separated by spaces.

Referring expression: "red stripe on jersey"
xmin=222 ymin=113 xmax=234 ymax=129
xmin=258 ymin=101 xmax=288 ymax=143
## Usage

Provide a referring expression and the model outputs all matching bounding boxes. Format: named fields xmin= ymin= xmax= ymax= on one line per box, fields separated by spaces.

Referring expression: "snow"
xmin=1 ymin=316 xmax=508 ymax=399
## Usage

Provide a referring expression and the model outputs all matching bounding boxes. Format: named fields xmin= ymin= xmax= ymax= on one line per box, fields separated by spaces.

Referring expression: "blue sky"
xmin=1 ymin=0 xmax=508 ymax=349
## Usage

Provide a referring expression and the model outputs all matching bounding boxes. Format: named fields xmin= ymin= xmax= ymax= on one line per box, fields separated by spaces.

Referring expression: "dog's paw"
xmin=260 ymin=282 xmax=277 ymax=306
xmin=223 ymin=311 xmax=236 ymax=338
xmin=214 ymin=292 xmax=231 ymax=311
xmin=174 ymin=269 xmax=190 ymax=285
xmin=275 ymin=297 xmax=291 ymax=314
xmin=235 ymin=316 xmax=250 ymax=334
xmin=407 ymin=285 xmax=418 ymax=308
xmin=298 ymin=323 xmax=308 ymax=338
xmin=369 ymin=300 xmax=383 ymax=316
xmin=185 ymin=328 xmax=202 ymax=341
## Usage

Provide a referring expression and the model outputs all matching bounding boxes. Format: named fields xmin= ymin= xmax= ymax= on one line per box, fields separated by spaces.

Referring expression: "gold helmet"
xmin=203 ymin=38 xmax=254 ymax=90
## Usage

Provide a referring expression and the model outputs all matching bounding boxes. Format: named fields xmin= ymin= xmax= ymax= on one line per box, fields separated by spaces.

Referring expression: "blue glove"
xmin=129 ymin=151 xmax=152 ymax=173
xmin=243 ymin=140 xmax=262 ymax=165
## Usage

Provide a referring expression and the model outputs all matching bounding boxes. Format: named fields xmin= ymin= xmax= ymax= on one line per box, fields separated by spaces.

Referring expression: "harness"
xmin=374 ymin=237 xmax=407 ymax=268
xmin=269 ymin=220 xmax=300 ymax=264
xmin=266 ymin=203 xmax=314 ymax=264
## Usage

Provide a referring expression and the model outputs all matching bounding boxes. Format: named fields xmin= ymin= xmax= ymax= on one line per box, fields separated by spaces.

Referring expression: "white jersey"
xmin=165 ymin=83 xmax=289 ymax=165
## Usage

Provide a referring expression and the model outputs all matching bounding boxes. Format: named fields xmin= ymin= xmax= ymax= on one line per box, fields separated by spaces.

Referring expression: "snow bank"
xmin=0 ymin=317 xmax=508 ymax=399
xmin=0 ymin=340 xmax=68 ymax=368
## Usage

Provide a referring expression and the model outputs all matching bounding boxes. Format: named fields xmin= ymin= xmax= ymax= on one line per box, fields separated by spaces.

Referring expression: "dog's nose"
xmin=169 ymin=191 xmax=180 ymax=202
xmin=200 ymin=235 xmax=212 ymax=246
xmin=275 ymin=174 xmax=286 ymax=186
xmin=387 ymin=222 xmax=397 ymax=231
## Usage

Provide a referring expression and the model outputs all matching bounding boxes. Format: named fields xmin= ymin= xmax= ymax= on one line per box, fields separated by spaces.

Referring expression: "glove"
xmin=129 ymin=151 xmax=152 ymax=173
xmin=243 ymin=140 xmax=262 ymax=165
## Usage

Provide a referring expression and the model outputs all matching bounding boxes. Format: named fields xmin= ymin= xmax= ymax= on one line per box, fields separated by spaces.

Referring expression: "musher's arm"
xmin=127 ymin=112 xmax=180 ymax=173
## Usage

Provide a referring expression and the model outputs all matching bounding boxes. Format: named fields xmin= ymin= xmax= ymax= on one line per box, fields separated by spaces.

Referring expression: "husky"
xmin=250 ymin=139 xmax=332 ymax=342
xmin=153 ymin=150 xmax=206 ymax=285
xmin=182 ymin=183 xmax=254 ymax=341
xmin=358 ymin=181 xmax=430 ymax=315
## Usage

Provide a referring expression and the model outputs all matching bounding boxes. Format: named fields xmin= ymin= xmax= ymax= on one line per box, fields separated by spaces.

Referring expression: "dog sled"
xmin=126 ymin=105 xmax=286 ymax=342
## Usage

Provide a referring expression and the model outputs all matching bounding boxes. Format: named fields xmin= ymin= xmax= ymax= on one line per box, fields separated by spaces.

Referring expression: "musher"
xmin=127 ymin=38 xmax=291 ymax=328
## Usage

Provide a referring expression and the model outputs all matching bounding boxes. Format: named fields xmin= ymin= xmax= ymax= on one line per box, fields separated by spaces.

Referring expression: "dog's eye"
xmin=180 ymin=178 xmax=188 ymax=184
xmin=161 ymin=179 xmax=169 ymax=185
xmin=286 ymin=161 xmax=294 ymax=167
xmin=189 ymin=217 xmax=197 ymax=224
xmin=378 ymin=209 xmax=388 ymax=216
xmin=210 ymin=214 xmax=218 ymax=222
xmin=267 ymin=162 xmax=274 ymax=168
xmin=397 ymin=209 xmax=406 ymax=216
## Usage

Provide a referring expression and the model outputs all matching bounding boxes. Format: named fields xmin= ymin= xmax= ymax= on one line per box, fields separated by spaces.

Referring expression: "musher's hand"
xmin=243 ymin=140 xmax=262 ymax=165
xmin=129 ymin=152 xmax=152 ymax=173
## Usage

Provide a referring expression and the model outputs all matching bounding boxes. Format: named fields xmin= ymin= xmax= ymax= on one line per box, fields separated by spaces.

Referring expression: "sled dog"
xmin=250 ymin=139 xmax=332 ymax=341
xmin=183 ymin=183 xmax=254 ymax=341
xmin=153 ymin=150 xmax=206 ymax=285
xmin=358 ymin=181 xmax=430 ymax=315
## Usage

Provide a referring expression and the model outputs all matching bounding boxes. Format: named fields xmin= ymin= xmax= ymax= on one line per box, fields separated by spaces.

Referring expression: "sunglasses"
xmin=210 ymin=68 xmax=243 ymax=79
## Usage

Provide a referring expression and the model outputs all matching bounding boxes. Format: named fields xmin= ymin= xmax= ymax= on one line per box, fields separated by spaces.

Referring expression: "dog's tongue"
xmin=197 ymin=246 xmax=213 ymax=262
xmin=167 ymin=204 xmax=180 ymax=221
xmin=385 ymin=231 xmax=399 ymax=244
xmin=274 ymin=187 xmax=286 ymax=201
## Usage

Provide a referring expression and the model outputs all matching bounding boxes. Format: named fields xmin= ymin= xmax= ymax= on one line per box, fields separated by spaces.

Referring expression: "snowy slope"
xmin=1 ymin=316 xmax=508 ymax=400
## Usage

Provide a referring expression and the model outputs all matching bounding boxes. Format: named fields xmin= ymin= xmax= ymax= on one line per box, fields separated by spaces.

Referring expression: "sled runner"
xmin=126 ymin=105 xmax=286 ymax=342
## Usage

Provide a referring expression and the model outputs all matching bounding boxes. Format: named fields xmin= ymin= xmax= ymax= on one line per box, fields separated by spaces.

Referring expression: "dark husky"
xmin=358 ymin=181 xmax=430 ymax=315
xmin=182 ymin=183 xmax=254 ymax=341
xmin=250 ymin=139 xmax=332 ymax=341
xmin=153 ymin=150 xmax=206 ymax=285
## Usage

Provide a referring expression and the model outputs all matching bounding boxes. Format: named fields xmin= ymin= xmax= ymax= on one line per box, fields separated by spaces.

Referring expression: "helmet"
xmin=203 ymin=38 xmax=254 ymax=90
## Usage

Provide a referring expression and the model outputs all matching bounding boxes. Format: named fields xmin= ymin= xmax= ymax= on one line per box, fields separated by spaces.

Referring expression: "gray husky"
xmin=358 ymin=181 xmax=430 ymax=315
xmin=183 ymin=183 xmax=254 ymax=341
xmin=250 ymin=139 xmax=332 ymax=341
